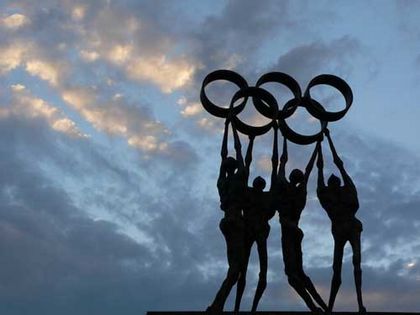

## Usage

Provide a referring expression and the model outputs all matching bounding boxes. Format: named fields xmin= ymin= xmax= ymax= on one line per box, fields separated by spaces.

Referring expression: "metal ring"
xmin=255 ymin=72 xmax=301 ymax=119
xmin=231 ymin=86 xmax=278 ymax=136
xmin=304 ymin=74 xmax=353 ymax=122
xmin=200 ymin=70 xmax=248 ymax=118
xmin=278 ymin=98 xmax=327 ymax=145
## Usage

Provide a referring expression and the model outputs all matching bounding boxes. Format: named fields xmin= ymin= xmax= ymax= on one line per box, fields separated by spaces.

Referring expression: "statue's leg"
xmin=287 ymin=272 xmax=322 ymax=313
xmin=251 ymin=236 xmax=268 ymax=313
xmin=302 ymin=273 xmax=327 ymax=311
xmin=350 ymin=231 xmax=366 ymax=314
xmin=208 ymin=223 xmax=243 ymax=312
xmin=296 ymin=235 xmax=327 ymax=311
xmin=234 ymin=237 xmax=253 ymax=312
xmin=283 ymin=235 xmax=321 ymax=313
xmin=327 ymin=237 xmax=346 ymax=312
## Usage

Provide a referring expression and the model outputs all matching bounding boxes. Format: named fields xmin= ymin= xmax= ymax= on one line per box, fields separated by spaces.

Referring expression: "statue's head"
xmin=328 ymin=174 xmax=341 ymax=188
xmin=289 ymin=169 xmax=304 ymax=186
xmin=253 ymin=176 xmax=266 ymax=191
xmin=223 ymin=156 xmax=238 ymax=175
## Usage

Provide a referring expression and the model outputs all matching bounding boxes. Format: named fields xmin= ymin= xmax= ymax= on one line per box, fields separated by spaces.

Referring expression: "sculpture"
xmin=206 ymin=119 xmax=247 ymax=314
xmin=201 ymin=69 xmax=365 ymax=313
xmin=275 ymin=137 xmax=327 ymax=313
xmin=234 ymin=127 xmax=277 ymax=313
xmin=316 ymin=128 xmax=366 ymax=314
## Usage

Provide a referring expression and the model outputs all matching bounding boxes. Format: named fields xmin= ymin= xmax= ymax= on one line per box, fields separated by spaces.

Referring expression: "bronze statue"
xmin=207 ymin=119 xmax=247 ymax=313
xmin=275 ymin=135 xmax=327 ymax=313
xmin=201 ymin=69 xmax=364 ymax=313
xmin=234 ymin=127 xmax=277 ymax=313
xmin=316 ymin=128 xmax=366 ymax=314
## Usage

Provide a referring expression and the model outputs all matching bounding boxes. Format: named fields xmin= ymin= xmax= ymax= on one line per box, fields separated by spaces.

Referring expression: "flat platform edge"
xmin=147 ymin=313 xmax=420 ymax=315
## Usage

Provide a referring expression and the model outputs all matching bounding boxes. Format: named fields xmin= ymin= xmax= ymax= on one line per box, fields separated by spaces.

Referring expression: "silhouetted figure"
xmin=316 ymin=129 xmax=366 ymax=314
xmin=276 ymin=137 xmax=327 ymax=313
xmin=234 ymin=127 xmax=277 ymax=313
xmin=207 ymin=119 xmax=247 ymax=314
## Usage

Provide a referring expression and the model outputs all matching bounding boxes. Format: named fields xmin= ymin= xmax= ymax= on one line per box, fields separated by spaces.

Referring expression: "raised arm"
xmin=270 ymin=124 xmax=279 ymax=191
xmin=221 ymin=119 xmax=229 ymax=160
xmin=325 ymin=128 xmax=355 ymax=188
xmin=231 ymin=121 xmax=244 ymax=170
xmin=278 ymin=136 xmax=288 ymax=182
xmin=304 ymin=141 xmax=320 ymax=185
xmin=218 ymin=119 xmax=230 ymax=180
xmin=244 ymin=134 xmax=255 ymax=180
xmin=317 ymin=142 xmax=325 ymax=189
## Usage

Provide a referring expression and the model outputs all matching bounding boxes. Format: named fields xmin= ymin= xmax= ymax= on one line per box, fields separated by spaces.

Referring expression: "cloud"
xmin=70 ymin=4 xmax=198 ymax=93
xmin=1 ymin=13 xmax=30 ymax=29
xmin=178 ymin=97 xmax=203 ymax=117
xmin=71 ymin=4 xmax=86 ymax=21
xmin=0 ymin=114 xmax=204 ymax=314
xmin=269 ymin=36 xmax=360 ymax=84
xmin=192 ymin=0 xmax=290 ymax=72
xmin=61 ymin=86 xmax=172 ymax=152
xmin=0 ymin=41 xmax=27 ymax=73
xmin=0 ymin=118 xmax=153 ymax=315
xmin=79 ymin=50 xmax=99 ymax=62
xmin=126 ymin=54 xmax=196 ymax=93
xmin=0 ymin=85 xmax=86 ymax=138
xmin=25 ymin=59 xmax=61 ymax=86
xmin=0 ymin=40 xmax=65 ymax=86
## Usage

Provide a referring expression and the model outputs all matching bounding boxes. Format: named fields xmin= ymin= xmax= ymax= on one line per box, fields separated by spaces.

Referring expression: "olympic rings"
xmin=200 ymin=70 xmax=248 ymax=118
xmin=230 ymin=86 xmax=278 ymax=136
xmin=304 ymin=74 xmax=353 ymax=122
xmin=200 ymin=70 xmax=353 ymax=144
xmin=278 ymin=98 xmax=327 ymax=145
xmin=255 ymin=72 xmax=301 ymax=119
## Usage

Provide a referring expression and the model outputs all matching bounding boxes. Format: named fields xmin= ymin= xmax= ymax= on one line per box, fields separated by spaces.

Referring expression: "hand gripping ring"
xmin=200 ymin=70 xmax=248 ymax=118
xmin=304 ymin=74 xmax=353 ymax=122
xmin=278 ymin=98 xmax=327 ymax=145
xmin=255 ymin=72 xmax=302 ymax=119
xmin=230 ymin=86 xmax=278 ymax=136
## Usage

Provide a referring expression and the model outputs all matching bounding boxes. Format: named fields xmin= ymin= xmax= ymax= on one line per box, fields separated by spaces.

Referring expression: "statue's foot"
xmin=324 ymin=307 xmax=332 ymax=315
xmin=311 ymin=306 xmax=324 ymax=315
xmin=206 ymin=305 xmax=222 ymax=314
xmin=319 ymin=303 xmax=328 ymax=313
xmin=359 ymin=306 xmax=367 ymax=314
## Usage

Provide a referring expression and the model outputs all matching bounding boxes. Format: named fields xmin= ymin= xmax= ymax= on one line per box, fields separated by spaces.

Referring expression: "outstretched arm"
xmin=270 ymin=124 xmax=279 ymax=191
xmin=317 ymin=142 xmax=325 ymax=189
xmin=221 ymin=119 xmax=229 ymax=160
xmin=278 ymin=136 xmax=288 ymax=182
xmin=231 ymin=121 xmax=244 ymax=170
xmin=304 ymin=141 xmax=320 ymax=185
xmin=245 ymin=134 xmax=255 ymax=181
xmin=218 ymin=119 xmax=230 ymax=180
xmin=325 ymin=128 xmax=355 ymax=188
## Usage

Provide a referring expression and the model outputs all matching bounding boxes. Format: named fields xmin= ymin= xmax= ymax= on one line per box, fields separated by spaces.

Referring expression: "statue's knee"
xmin=352 ymin=256 xmax=361 ymax=267
xmin=237 ymin=274 xmax=246 ymax=286
xmin=332 ymin=273 xmax=342 ymax=285
xmin=227 ymin=268 xmax=240 ymax=281
xmin=302 ymin=274 xmax=311 ymax=285
xmin=287 ymin=274 xmax=299 ymax=287
xmin=332 ymin=264 xmax=342 ymax=274
xmin=258 ymin=273 xmax=267 ymax=285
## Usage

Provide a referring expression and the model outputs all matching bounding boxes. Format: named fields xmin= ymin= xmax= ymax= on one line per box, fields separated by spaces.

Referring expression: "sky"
xmin=1 ymin=0 xmax=420 ymax=314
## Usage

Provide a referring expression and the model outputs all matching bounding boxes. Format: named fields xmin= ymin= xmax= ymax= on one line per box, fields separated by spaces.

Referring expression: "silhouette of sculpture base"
xmin=147 ymin=312 xmax=418 ymax=315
